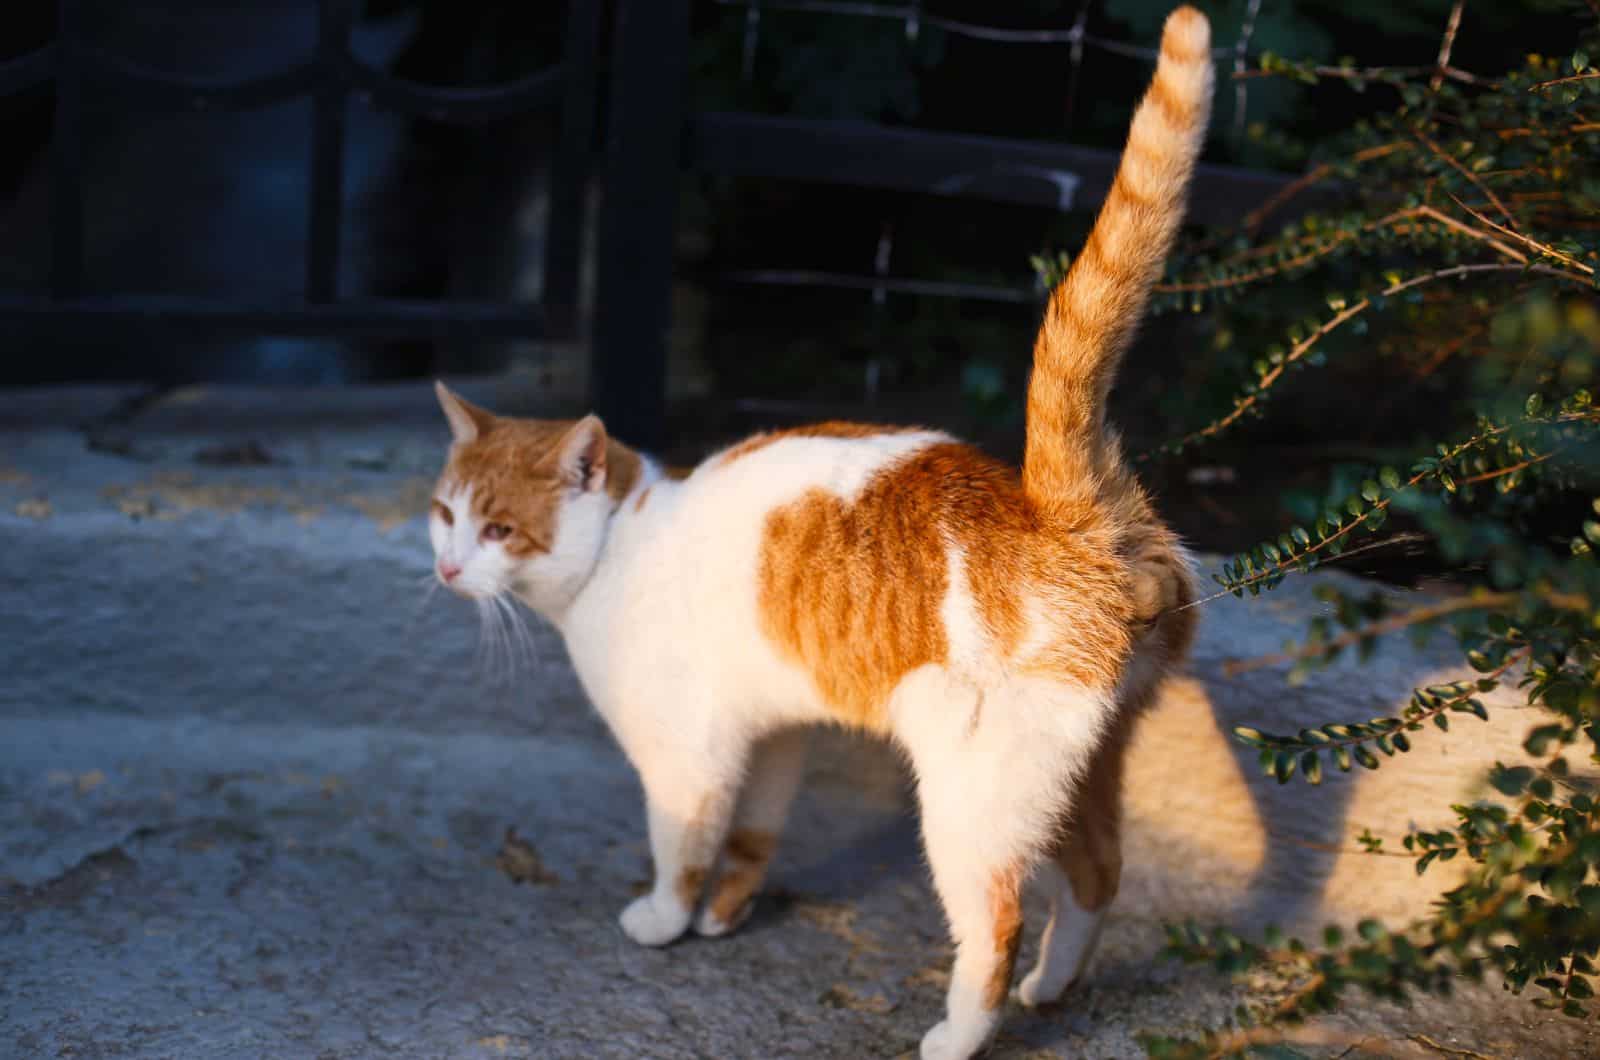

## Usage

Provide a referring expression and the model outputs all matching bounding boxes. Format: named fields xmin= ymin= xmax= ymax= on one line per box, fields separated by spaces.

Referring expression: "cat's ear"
xmin=556 ymin=415 xmax=608 ymax=493
xmin=435 ymin=381 xmax=494 ymax=444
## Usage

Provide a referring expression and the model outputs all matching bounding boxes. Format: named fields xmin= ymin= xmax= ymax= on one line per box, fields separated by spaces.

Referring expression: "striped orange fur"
xmin=1022 ymin=4 xmax=1213 ymax=518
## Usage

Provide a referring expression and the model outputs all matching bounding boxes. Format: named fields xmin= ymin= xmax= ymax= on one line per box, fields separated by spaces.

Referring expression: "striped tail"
xmin=1022 ymin=6 xmax=1212 ymax=517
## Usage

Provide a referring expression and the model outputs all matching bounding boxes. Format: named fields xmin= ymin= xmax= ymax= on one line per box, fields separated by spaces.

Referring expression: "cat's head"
xmin=428 ymin=382 xmax=616 ymax=614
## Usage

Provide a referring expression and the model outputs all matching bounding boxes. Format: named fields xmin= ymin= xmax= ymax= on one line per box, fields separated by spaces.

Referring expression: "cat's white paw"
xmin=1014 ymin=966 xmax=1073 ymax=1008
xmin=693 ymin=899 xmax=753 ymax=938
xmin=618 ymin=894 xmax=691 ymax=947
xmin=919 ymin=1018 xmax=992 ymax=1060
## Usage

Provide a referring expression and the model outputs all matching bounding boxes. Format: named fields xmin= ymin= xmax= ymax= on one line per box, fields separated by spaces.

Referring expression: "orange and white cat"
xmin=427 ymin=8 xmax=1210 ymax=1057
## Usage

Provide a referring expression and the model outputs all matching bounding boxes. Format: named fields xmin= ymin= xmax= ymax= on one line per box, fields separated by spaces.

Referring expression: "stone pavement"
xmin=1 ymin=382 xmax=1592 ymax=1059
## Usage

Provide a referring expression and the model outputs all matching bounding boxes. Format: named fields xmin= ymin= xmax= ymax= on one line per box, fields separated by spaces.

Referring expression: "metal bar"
xmin=705 ymin=0 xmax=1231 ymax=58
xmin=542 ymin=0 xmax=604 ymax=337
xmin=306 ymin=0 xmax=353 ymax=303
xmin=49 ymin=0 xmax=84 ymax=296
xmin=723 ymin=269 xmax=1034 ymax=303
xmin=591 ymin=0 xmax=692 ymax=446
xmin=685 ymin=112 xmax=1323 ymax=226
xmin=79 ymin=51 xmax=318 ymax=112
xmin=0 ymin=44 xmax=56 ymax=96
xmin=0 ymin=294 xmax=546 ymax=339
xmin=339 ymin=57 xmax=563 ymax=124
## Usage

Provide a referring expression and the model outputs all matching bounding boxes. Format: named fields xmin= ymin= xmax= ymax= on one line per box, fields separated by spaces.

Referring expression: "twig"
xmin=1222 ymin=593 xmax=1510 ymax=676
xmin=1409 ymin=1033 xmax=1499 ymax=1060
xmin=1232 ymin=0 xmax=1263 ymax=145
xmin=1431 ymin=2 xmax=1466 ymax=93
xmin=1411 ymin=204 xmax=1527 ymax=263
xmin=1148 ymin=264 xmax=1586 ymax=459
xmin=1174 ymin=533 xmax=1430 ymax=614
xmin=1223 ymin=587 xmax=1589 ymax=676
xmin=1243 ymin=142 xmax=1412 ymax=232
xmin=1530 ymin=71 xmax=1600 ymax=92
xmin=1164 ymin=411 xmax=1600 ymax=611
xmin=1456 ymin=444 xmax=1569 ymax=484
xmin=1158 ymin=208 xmax=1418 ymax=294
xmin=1448 ymin=194 xmax=1596 ymax=275
xmin=1414 ymin=133 xmax=1518 ymax=230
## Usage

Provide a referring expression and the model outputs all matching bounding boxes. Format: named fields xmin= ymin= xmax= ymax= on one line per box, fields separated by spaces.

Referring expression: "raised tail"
xmin=1022 ymin=6 xmax=1212 ymax=516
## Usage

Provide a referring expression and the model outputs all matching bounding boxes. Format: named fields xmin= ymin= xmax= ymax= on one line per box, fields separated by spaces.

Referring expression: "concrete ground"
xmin=2 ymin=381 xmax=1593 ymax=1059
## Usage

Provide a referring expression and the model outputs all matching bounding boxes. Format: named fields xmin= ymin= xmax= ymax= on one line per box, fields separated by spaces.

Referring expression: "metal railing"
xmin=0 ymin=0 xmax=599 ymax=341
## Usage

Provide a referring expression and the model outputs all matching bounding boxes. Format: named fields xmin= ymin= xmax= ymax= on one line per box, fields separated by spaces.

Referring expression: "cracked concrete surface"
xmin=2 ymin=381 xmax=1592 ymax=1059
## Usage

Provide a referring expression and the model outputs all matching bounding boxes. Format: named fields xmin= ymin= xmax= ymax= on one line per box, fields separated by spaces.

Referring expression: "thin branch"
xmin=1431 ymin=1 xmax=1467 ymax=93
xmin=1165 ymin=412 xmax=1600 ymax=611
xmin=1243 ymin=142 xmax=1412 ymax=233
xmin=1158 ymin=208 xmax=1417 ymax=294
xmin=1176 ymin=533 xmax=1430 ymax=614
xmin=1222 ymin=593 xmax=1511 ymax=677
xmin=1232 ymin=0 xmax=1263 ymax=145
xmin=1414 ymin=132 xmax=1519 ymax=230
xmin=1223 ymin=588 xmax=1589 ymax=676
xmin=1530 ymin=71 xmax=1600 ymax=92
xmin=1456 ymin=444 xmax=1570 ymax=484
xmin=1148 ymin=264 xmax=1586 ymax=459
xmin=1448 ymin=194 xmax=1596 ymax=275
xmin=1411 ymin=204 xmax=1527 ymax=263
xmin=1409 ymin=1035 xmax=1499 ymax=1060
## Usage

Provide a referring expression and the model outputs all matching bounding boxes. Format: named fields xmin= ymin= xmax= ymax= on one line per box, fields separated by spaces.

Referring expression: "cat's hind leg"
xmin=897 ymin=675 xmax=1107 ymax=1060
xmin=1015 ymin=802 xmax=1121 ymax=1006
xmin=695 ymin=726 xmax=811 ymax=938
xmin=1016 ymin=692 xmax=1141 ymax=1005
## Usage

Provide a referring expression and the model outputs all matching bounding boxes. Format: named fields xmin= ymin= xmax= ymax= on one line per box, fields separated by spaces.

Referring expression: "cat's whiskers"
xmin=492 ymin=591 xmax=537 ymax=679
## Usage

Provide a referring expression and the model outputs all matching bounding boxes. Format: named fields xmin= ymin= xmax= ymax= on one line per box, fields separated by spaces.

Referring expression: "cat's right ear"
xmin=435 ymin=381 xmax=494 ymax=444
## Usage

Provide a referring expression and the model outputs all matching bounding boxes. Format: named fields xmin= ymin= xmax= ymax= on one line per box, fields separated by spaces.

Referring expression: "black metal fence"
xmin=3 ymin=0 xmax=1310 ymax=446
xmin=0 ymin=0 xmax=598 ymax=341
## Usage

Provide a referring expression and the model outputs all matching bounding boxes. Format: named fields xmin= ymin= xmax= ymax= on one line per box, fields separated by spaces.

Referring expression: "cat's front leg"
xmin=695 ymin=726 xmax=810 ymax=938
xmin=620 ymin=762 xmax=742 ymax=948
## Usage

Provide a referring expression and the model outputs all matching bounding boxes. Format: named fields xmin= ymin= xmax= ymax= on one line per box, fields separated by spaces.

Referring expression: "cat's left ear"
xmin=556 ymin=415 xmax=608 ymax=493
xmin=435 ymin=381 xmax=496 ymax=444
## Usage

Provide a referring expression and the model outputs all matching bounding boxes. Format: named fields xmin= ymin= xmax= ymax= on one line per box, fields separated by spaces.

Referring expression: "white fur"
xmin=1017 ymin=864 xmax=1107 ymax=1007
xmin=431 ymin=430 xmax=1130 ymax=1060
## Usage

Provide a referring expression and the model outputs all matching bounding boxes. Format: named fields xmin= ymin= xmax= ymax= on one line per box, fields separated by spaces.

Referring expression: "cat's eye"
xmin=431 ymin=500 xmax=453 ymax=526
xmin=482 ymin=523 xmax=513 ymax=543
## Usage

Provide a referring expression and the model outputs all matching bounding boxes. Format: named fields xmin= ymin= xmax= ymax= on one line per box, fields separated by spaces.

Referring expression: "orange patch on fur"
xmin=717 ymin=421 xmax=924 ymax=468
xmin=676 ymin=864 xmax=708 ymax=908
xmin=633 ymin=485 xmax=652 ymax=513
xmin=757 ymin=443 xmax=1134 ymax=729
xmin=1053 ymin=717 xmax=1131 ymax=913
xmin=605 ymin=442 xmax=643 ymax=506
xmin=984 ymin=868 xmax=1025 ymax=1011
xmin=707 ymin=828 xmax=777 ymax=926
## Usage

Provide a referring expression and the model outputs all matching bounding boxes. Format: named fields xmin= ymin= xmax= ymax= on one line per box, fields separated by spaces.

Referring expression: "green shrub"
xmin=1063 ymin=6 xmax=1600 ymax=1055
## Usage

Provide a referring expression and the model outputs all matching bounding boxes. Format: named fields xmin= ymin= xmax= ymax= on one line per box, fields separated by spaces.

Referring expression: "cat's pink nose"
xmin=437 ymin=560 xmax=462 ymax=583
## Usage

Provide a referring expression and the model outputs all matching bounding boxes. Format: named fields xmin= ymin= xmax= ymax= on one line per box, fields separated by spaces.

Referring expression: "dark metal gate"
xmin=0 ymin=0 xmax=599 ymax=346
xmin=3 ymin=0 xmax=1311 ymax=448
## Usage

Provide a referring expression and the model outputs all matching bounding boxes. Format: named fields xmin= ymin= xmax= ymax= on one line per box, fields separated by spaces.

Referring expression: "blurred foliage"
xmin=688 ymin=1 xmax=1581 ymax=416
xmin=1031 ymin=4 xmax=1600 ymax=1054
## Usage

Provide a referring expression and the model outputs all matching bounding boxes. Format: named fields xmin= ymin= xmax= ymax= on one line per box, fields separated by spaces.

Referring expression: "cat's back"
xmin=652 ymin=424 xmax=1136 ymax=729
